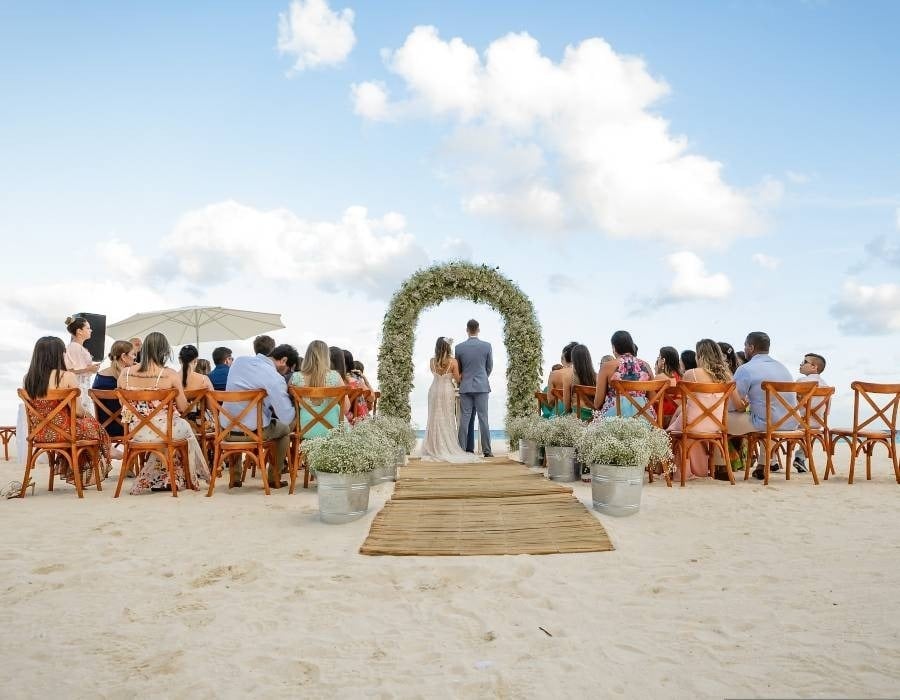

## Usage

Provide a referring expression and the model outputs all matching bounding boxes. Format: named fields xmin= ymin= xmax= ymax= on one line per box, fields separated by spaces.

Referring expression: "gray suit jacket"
xmin=455 ymin=337 xmax=492 ymax=394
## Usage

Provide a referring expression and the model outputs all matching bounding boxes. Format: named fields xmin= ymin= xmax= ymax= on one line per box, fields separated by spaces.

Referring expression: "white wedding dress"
xmin=420 ymin=364 xmax=478 ymax=463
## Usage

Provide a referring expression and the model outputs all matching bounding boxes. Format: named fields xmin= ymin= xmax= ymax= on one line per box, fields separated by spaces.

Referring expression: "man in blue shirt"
xmin=223 ymin=336 xmax=296 ymax=488
xmin=208 ymin=346 xmax=232 ymax=391
xmin=728 ymin=331 xmax=794 ymax=479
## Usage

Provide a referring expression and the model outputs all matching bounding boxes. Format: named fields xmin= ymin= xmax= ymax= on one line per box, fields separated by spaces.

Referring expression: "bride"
xmin=420 ymin=337 xmax=478 ymax=463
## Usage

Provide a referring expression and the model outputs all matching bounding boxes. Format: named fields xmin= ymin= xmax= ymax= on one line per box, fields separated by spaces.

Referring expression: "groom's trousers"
xmin=458 ymin=392 xmax=491 ymax=455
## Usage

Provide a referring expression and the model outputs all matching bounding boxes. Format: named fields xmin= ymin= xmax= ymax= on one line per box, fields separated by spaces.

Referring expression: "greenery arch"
xmin=377 ymin=261 xmax=543 ymax=429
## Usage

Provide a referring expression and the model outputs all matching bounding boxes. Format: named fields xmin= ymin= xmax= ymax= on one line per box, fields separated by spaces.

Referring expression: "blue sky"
xmin=1 ymin=1 xmax=899 ymax=427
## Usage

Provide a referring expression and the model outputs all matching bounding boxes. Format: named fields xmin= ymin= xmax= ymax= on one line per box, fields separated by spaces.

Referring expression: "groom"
xmin=455 ymin=319 xmax=493 ymax=457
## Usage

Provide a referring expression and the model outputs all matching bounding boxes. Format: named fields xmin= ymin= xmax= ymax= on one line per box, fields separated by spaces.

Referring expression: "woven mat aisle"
xmin=360 ymin=459 xmax=614 ymax=556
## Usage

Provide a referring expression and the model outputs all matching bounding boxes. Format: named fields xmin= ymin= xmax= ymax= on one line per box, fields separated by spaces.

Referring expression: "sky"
xmin=1 ymin=0 xmax=899 ymax=428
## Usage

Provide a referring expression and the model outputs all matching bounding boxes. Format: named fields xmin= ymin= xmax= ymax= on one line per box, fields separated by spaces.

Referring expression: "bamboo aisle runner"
xmin=360 ymin=458 xmax=614 ymax=556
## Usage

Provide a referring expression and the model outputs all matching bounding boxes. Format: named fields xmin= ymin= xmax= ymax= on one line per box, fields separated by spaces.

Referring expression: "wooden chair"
xmin=206 ymin=390 xmax=276 ymax=496
xmin=346 ymin=386 xmax=373 ymax=423
xmin=0 ymin=425 xmax=16 ymax=461
xmin=534 ymin=391 xmax=551 ymax=416
xmin=288 ymin=386 xmax=348 ymax=492
xmin=827 ymin=381 xmax=900 ymax=484
xmin=547 ymin=387 xmax=565 ymax=415
xmin=806 ymin=386 xmax=835 ymax=476
xmin=572 ymin=385 xmax=596 ymax=422
xmin=89 ymin=389 xmax=126 ymax=449
xmin=610 ymin=379 xmax=669 ymax=428
xmin=669 ymin=382 xmax=736 ymax=487
xmin=183 ymin=388 xmax=214 ymax=464
xmin=744 ymin=381 xmax=819 ymax=486
xmin=115 ymin=389 xmax=191 ymax=498
xmin=17 ymin=388 xmax=103 ymax=498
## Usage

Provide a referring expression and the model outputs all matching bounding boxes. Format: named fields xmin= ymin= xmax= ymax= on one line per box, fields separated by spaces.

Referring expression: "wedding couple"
xmin=420 ymin=319 xmax=493 ymax=463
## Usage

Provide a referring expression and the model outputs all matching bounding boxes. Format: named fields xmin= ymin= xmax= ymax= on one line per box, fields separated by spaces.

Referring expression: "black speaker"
xmin=76 ymin=312 xmax=106 ymax=362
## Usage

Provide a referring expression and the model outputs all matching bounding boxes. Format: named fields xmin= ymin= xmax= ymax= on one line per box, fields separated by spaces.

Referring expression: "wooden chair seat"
xmin=826 ymin=381 xmax=900 ymax=484
xmin=288 ymin=385 xmax=348 ymax=492
xmin=18 ymin=388 xmax=103 ymax=498
xmin=115 ymin=389 xmax=191 ymax=497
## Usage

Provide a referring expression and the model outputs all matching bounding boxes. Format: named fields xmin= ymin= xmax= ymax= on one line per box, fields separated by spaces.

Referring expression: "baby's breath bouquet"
xmin=302 ymin=422 xmax=394 ymax=474
xmin=576 ymin=416 xmax=673 ymax=469
xmin=505 ymin=414 xmax=546 ymax=450
xmin=543 ymin=413 xmax=586 ymax=448
xmin=361 ymin=415 xmax=417 ymax=453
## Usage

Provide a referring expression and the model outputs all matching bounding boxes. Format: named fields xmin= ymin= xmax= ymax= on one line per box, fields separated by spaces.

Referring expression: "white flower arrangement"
xmin=575 ymin=417 xmax=673 ymax=469
xmin=376 ymin=261 xmax=544 ymax=449
xmin=302 ymin=422 xmax=395 ymax=474
xmin=542 ymin=413 xmax=587 ymax=447
xmin=355 ymin=415 xmax=417 ymax=453
xmin=506 ymin=414 xmax=546 ymax=445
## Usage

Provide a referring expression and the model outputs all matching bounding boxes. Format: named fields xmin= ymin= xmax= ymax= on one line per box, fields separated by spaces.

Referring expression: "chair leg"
xmin=115 ymin=449 xmax=131 ymax=497
xmin=866 ymin=443 xmax=874 ymax=481
xmin=763 ymin=441 xmax=772 ymax=486
xmin=69 ymin=447 xmax=84 ymax=498
xmin=848 ymin=441 xmax=858 ymax=485
xmin=206 ymin=447 xmax=221 ymax=497
xmin=180 ymin=445 xmax=194 ymax=491
xmin=260 ymin=447 xmax=271 ymax=496
xmin=680 ymin=437 xmax=687 ymax=487
xmin=719 ymin=438 xmax=735 ymax=485
xmin=806 ymin=437 xmax=819 ymax=485
xmin=303 ymin=454 xmax=311 ymax=489
xmin=19 ymin=451 xmax=35 ymax=498
xmin=48 ymin=452 xmax=56 ymax=491
xmin=164 ymin=448 xmax=178 ymax=497
xmin=891 ymin=442 xmax=900 ymax=484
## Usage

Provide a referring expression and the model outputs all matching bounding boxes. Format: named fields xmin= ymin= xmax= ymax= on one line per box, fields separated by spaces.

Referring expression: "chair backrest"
xmin=208 ymin=390 xmax=268 ymax=445
xmin=572 ymin=384 xmax=596 ymax=419
xmin=849 ymin=381 xmax=900 ymax=434
xmin=117 ymin=389 xmax=179 ymax=443
xmin=806 ymin=386 xmax=835 ymax=432
xmin=611 ymin=378 xmax=669 ymax=427
xmin=547 ymin=387 xmax=564 ymax=414
xmin=18 ymin=388 xmax=79 ymax=444
xmin=89 ymin=388 xmax=125 ymax=437
xmin=760 ymin=381 xmax=816 ymax=433
xmin=534 ymin=391 xmax=550 ymax=416
xmin=183 ymin=388 xmax=210 ymax=440
xmin=674 ymin=381 xmax=735 ymax=434
xmin=289 ymin=385 xmax=347 ymax=438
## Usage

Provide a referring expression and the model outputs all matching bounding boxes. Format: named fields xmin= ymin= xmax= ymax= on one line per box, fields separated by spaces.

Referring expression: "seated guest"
xmin=179 ymin=345 xmax=215 ymax=393
xmin=793 ymin=352 xmax=829 ymax=473
xmin=729 ymin=331 xmax=794 ymax=479
xmin=564 ymin=344 xmax=597 ymax=419
xmin=271 ymin=344 xmax=300 ymax=385
xmin=92 ymin=339 xmax=137 ymax=438
xmin=24 ymin=336 xmax=113 ymax=486
xmin=735 ymin=350 xmax=748 ymax=365
xmin=343 ymin=349 xmax=371 ymax=423
xmin=351 ymin=360 xmax=372 ymax=390
xmin=291 ymin=340 xmax=350 ymax=436
xmin=667 ymin=339 xmax=734 ymax=481
xmin=545 ymin=341 xmax=578 ymax=416
xmin=118 ymin=332 xmax=210 ymax=493
xmin=223 ymin=335 xmax=295 ymax=489
xmin=681 ymin=349 xmax=698 ymax=371
xmin=130 ymin=337 xmax=142 ymax=364
xmin=194 ymin=359 xmax=211 ymax=375
xmin=654 ymin=346 xmax=682 ymax=426
xmin=208 ymin=346 xmax=233 ymax=391
xmin=594 ymin=331 xmax=656 ymax=418
xmin=717 ymin=342 xmax=740 ymax=374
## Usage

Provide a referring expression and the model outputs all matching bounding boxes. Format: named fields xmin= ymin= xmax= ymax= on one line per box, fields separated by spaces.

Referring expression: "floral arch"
xmin=377 ymin=261 xmax=543 ymax=425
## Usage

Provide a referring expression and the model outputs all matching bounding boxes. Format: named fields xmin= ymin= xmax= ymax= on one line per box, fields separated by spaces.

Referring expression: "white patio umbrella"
xmin=106 ymin=305 xmax=285 ymax=347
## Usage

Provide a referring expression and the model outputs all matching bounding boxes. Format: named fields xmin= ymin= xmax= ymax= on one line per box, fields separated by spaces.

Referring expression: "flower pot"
xmin=395 ymin=446 xmax=407 ymax=467
xmin=546 ymin=446 xmax=577 ymax=482
xmin=591 ymin=463 xmax=643 ymax=517
xmin=369 ymin=460 xmax=397 ymax=485
xmin=519 ymin=439 xmax=544 ymax=467
xmin=316 ymin=471 xmax=371 ymax=524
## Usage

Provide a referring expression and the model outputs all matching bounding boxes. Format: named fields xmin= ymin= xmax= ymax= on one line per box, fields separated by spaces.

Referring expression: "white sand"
xmin=0 ymin=442 xmax=898 ymax=699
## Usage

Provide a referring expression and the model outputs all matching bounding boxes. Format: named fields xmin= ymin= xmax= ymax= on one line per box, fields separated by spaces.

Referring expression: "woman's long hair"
xmin=23 ymin=336 xmax=67 ymax=398
xmin=108 ymin=339 xmax=134 ymax=379
xmin=329 ymin=346 xmax=347 ymax=377
xmin=434 ymin=337 xmax=451 ymax=371
xmin=300 ymin=340 xmax=330 ymax=387
xmin=139 ymin=332 xmax=172 ymax=373
xmin=570 ymin=344 xmax=596 ymax=386
xmin=610 ymin=330 xmax=637 ymax=356
xmin=657 ymin=346 xmax=680 ymax=377
xmin=178 ymin=345 xmax=199 ymax=387
xmin=695 ymin=339 xmax=733 ymax=383
xmin=717 ymin=342 xmax=738 ymax=374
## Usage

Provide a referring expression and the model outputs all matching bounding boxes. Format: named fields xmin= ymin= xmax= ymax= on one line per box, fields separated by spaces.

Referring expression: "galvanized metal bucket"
xmin=519 ymin=439 xmax=544 ymax=467
xmin=316 ymin=471 xmax=371 ymax=524
xmin=591 ymin=463 xmax=643 ymax=516
xmin=369 ymin=460 xmax=397 ymax=485
xmin=395 ymin=446 xmax=407 ymax=467
xmin=546 ymin=446 xmax=577 ymax=482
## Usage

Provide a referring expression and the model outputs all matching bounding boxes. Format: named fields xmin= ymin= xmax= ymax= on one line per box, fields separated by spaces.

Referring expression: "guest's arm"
xmin=594 ymin=360 xmax=615 ymax=409
xmin=450 ymin=358 xmax=461 ymax=384
xmin=267 ymin=373 xmax=296 ymax=425
xmin=731 ymin=368 xmax=750 ymax=411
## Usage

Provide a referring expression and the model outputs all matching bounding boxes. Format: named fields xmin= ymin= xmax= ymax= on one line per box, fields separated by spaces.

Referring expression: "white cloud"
xmin=666 ymin=251 xmax=731 ymax=300
xmin=752 ymin=253 xmax=781 ymax=270
xmin=831 ymin=280 xmax=900 ymax=335
xmin=277 ymin=0 xmax=356 ymax=72
xmin=351 ymin=81 xmax=391 ymax=120
xmin=358 ymin=27 xmax=767 ymax=246
xmin=439 ymin=236 xmax=472 ymax=260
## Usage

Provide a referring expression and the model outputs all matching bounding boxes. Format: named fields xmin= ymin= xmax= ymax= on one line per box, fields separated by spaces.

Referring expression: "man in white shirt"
xmin=794 ymin=352 xmax=829 ymax=472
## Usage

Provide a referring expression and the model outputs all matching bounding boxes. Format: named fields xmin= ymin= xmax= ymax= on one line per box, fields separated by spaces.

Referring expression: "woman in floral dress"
xmin=594 ymin=330 xmax=657 ymax=419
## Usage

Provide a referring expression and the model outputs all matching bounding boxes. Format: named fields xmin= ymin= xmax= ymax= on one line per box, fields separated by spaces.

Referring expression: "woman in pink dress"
xmin=666 ymin=339 xmax=734 ymax=480
xmin=64 ymin=316 xmax=101 ymax=416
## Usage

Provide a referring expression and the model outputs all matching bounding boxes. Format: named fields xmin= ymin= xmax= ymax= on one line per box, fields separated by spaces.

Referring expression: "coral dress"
xmin=123 ymin=368 xmax=210 ymax=494
xmin=666 ymin=369 xmax=726 ymax=480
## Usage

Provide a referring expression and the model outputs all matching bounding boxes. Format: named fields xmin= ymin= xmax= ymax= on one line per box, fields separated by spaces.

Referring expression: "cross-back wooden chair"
xmin=183 ymin=388 xmax=214 ymax=461
xmin=669 ymin=382 xmax=736 ymax=487
xmin=89 ymin=389 xmax=126 ymax=448
xmin=288 ymin=385 xmax=348 ymax=492
xmin=346 ymin=386 xmax=373 ymax=424
xmin=17 ymin=388 xmax=102 ymax=498
xmin=534 ymin=391 xmax=551 ymax=416
xmin=806 ymin=386 xmax=835 ymax=476
xmin=827 ymin=381 xmax=900 ymax=485
xmin=206 ymin=390 xmax=275 ymax=496
xmin=115 ymin=389 xmax=191 ymax=497
xmin=744 ymin=381 xmax=819 ymax=486
xmin=610 ymin=378 xmax=669 ymax=427
xmin=547 ymin=387 xmax=565 ymax=415
xmin=0 ymin=425 xmax=16 ymax=461
xmin=572 ymin=385 xmax=597 ymax=422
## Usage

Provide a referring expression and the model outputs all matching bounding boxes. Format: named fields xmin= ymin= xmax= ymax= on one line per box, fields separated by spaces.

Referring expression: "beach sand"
xmin=0 ymin=442 xmax=898 ymax=699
